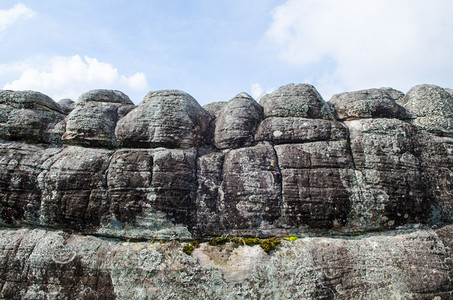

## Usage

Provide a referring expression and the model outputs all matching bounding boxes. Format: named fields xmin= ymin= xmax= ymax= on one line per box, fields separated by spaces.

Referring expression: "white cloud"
xmin=266 ymin=0 xmax=453 ymax=98
xmin=0 ymin=3 xmax=34 ymax=34
xmin=3 ymin=55 xmax=149 ymax=102
xmin=251 ymin=83 xmax=274 ymax=100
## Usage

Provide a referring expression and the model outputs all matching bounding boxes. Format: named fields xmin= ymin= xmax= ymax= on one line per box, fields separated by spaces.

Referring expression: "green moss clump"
xmin=242 ymin=237 xmax=261 ymax=247
xmin=182 ymin=240 xmax=199 ymax=255
xmin=208 ymin=236 xmax=229 ymax=246
xmin=260 ymin=237 xmax=281 ymax=254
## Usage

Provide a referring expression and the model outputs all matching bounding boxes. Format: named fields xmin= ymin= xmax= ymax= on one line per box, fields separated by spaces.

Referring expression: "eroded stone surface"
xmin=214 ymin=93 xmax=263 ymax=149
xmin=219 ymin=142 xmax=281 ymax=231
xmin=399 ymin=84 xmax=453 ymax=135
xmin=116 ymin=90 xmax=212 ymax=148
xmin=62 ymin=89 xmax=135 ymax=148
xmin=0 ymin=90 xmax=66 ymax=145
xmin=1 ymin=84 xmax=453 ymax=298
xmin=255 ymin=117 xmax=348 ymax=144
xmin=259 ymin=83 xmax=335 ymax=119
xmin=329 ymin=88 xmax=409 ymax=120
xmin=0 ymin=226 xmax=451 ymax=299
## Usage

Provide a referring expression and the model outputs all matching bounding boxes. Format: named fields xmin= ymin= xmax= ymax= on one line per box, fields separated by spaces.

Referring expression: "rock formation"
xmin=0 ymin=84 xmax=452 ymax=299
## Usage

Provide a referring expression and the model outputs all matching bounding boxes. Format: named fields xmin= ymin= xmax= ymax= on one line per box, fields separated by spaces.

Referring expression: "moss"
xmin=208 ymin=236 xmax=229 ymax=246
xmin=259 ymin=237 xmax=281 ymax=254
xmin=182 ymin=240 xmax=199 ymax=255
xmin=205 ymin=236 xmax=282 ymax=254
xmin=242 ymin=237 xmax=261 ymax=247
xmin=283 ymin=236 xmax=299 ymax=242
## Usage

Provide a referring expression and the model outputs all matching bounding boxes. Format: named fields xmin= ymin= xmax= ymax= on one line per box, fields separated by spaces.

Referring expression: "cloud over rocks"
xmin=266 ymin=0 xmax=453 ymax=98
xmin=0 ymin=3 xmax=34 ymax=35
xmin=3 ymin=55 xmax=149 ymax=102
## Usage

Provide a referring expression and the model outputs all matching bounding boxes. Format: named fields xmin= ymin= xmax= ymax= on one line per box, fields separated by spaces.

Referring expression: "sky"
xmin=0 ymin=0 xmax=452 ymax=105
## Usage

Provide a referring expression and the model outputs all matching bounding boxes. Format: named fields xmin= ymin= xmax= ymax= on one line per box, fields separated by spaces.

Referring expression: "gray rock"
xmin=219 ymin=142 xmax=281 ymax=231
xmin=214 ymin=93 xmax=263 ymax=149
xmin=0 ymin=141 xmax=61 ymax=225
xmin=116 ymin=90 xmax=212 ymax=148
xmin=446 ymin=88 xmax=453 ymax=96
xmin=329 ymin=88 xmax=409 ymax=120
xmin=0 ymin=90 xmax=65 ymax=144
xmin=38 ymin=146 xmax=114 ymax=231
xmin=77 ymin=89 xmax=133 ymax=104
xmin=260 ymin=83 xmax=335 ymax=119
xmin=345 ymin=119 xmax=431 ymax=230
xmin=417 ymin=132 xmax=453 ymax=223
xmin=255 ymin=117 xmax=348 ymax=144
xmin=203 ymin=101 xmax=227 ymax=118
xmin=195 ymin=150 xmax=224 ymax=236
xmin=0 ymin=226 xmax=451 ymax=299
xmin=57 ymin=98 xmax=75 ymax=114
xmin=274 ymin=140 xmax=354 ymax=228
xmin=399 ymin=84 xmax=453 ymax=135
xmin=62 ymin=89 xmax=135 ymax=148
xmin=381 ymin=87 xmax=405 ymax=101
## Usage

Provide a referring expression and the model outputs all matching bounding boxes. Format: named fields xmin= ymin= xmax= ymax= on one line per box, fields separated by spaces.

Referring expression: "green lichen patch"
xmin=283 ymin=236 xmax=300 ymax=242
xmin=182 ymin=240 xmax=199 ymax=255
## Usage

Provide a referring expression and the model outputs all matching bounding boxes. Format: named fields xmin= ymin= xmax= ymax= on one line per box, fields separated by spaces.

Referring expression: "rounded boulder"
xmin=259 ymin=83 xmax=335 ymax=119
xmin=115 ymin=90 xmax=212 ymax=148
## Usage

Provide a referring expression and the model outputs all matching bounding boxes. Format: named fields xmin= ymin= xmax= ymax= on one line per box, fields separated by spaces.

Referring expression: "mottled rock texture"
xmin=399 ymin=84 xmax=453 ymax=136
xmin=329 ymin=88 xmax=409 ymax=120
xmin=62 ymin=89 xmax=135 ymax=148
xmin=214 ymin=93 xmax=263 ymax=149
xmin=260 ymin=83 xmax=335 ymax=119
xmin=0 ymin=84 xmax=452 ymax=299
xmin=0 ymin=90 xmax=66 ymax=145
xmin=0 ymin=226 xmax=452 ymax=299
xmin=116 ymin=90 xmax=212 ymax=148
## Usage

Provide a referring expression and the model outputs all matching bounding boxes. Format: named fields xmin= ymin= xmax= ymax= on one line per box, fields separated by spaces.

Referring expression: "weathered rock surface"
xmin=0 ymin=90 xmax=66 ymax=144
xmin=255 ymin=117 xmax=348 ymax=144
xmin=116 ymin=90 xmax=212 ymax=148
xmin=0 ymin=226 xmax=452 ymax=299
xmin=214 ymin=93 xmax=263 ymax=149
xmin=202 ymin=101 xmax=227 ymax=118
xmin=57 ymin=98 xmax=75 ymax=113
xmin=62 ymin=89 xmax=135 ymax=148
xmin=399 ymin=84 xmax=453 ymax=135
xmin=0 ymin=84 xmax=452 ymax=298
xmin=329 ymin=88 xmax=410 ymax=120
xmin=259 ymin=83 xmax=335 ymax=119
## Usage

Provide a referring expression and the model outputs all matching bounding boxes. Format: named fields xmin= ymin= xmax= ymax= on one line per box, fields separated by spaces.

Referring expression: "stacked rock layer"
xmin=0 ymin=84 xmax=452 ymax=299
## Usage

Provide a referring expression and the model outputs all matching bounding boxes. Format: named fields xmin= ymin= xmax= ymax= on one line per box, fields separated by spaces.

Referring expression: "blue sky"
xmin=1 ymin=0 xmax=452 ymax=105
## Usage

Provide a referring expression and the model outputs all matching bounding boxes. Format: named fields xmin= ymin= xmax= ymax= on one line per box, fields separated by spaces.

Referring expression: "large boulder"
xmin=116 ymin=90 xmax=212 ymax=148
xmin=259 ymin=83 xmax=335 ymax=119
xmin=329 ymin=88 xmax=409 ymax=120
xmin=214 ymin=93 xmax=263 ymax=149
xmin=0 ymin=90 xmax=65 ymax=144
xmin=62 ymin=89 xmax=134 ymax=148
xmin=399 ymin=84 xmax=453 ymax=135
